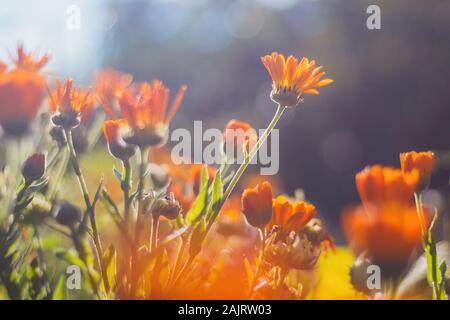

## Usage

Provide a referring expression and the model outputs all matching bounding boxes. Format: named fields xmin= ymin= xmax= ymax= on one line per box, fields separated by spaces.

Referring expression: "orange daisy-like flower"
xmin=49 ymin=79 xmax=95 ymax=129
xmin=223 ymin=119 xmax=258 ymax=158
xmin=267 ymin=195 xmax=317 ymax=233
xmin=355 ymin=165 xmax=419 ymax=207
xmin=342 ymin=203 xmax=423 ymax=274
xmin=103 ymin=119 xmax=136 ymax=161
xmin=95 ymin=68 xmax=133 ymax=118
xmin=241 ymin=181 xmax=273 ymax=228
xmin=0 ymin=46 xmax=48 ymax=136
xmin=400 ymin=151 xmax=434 ymax=192
xmin=118 ymin=80 xmax=187 ymax=148
xmin=13 ymin=45 xmax=49 ymax=72
xmin=261 ymin=52 xmax=333 ymax=107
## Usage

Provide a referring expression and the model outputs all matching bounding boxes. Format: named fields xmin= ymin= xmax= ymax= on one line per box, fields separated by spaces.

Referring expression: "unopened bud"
xmin=152 ymin=192 xmax=182 ymax=220
xmin=22 ymin=153 xmax=45 ymax=184
xmin=53 ymin=201 xmax=81 ymax=227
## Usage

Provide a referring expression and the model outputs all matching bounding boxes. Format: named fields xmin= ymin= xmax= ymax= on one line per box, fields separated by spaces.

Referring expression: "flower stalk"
xmin=63 ymin=128 xmax=110 ymax=294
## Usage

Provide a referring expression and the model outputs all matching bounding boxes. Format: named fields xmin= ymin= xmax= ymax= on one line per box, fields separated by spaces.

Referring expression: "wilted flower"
xmin=342 ymin=202 xmax=424 ymax=275
xmin=53 ymin=201 xmax=81 ymax=227
xmin=118 ymin=80 xmax=186 ymax=148
xmin=264 ymin=230 xmax=320 ymax=270
xmin=0 ymin=46 xmax=48 ymax=136
xmin=22 ymin=153 xmax=46 ymax=184
xmin=241 ymin=181 xmax=273 ymax=228
xmin=400 ymin=151 xmax=434 ymax=192
xmin=302 ymin=218 xmax=335 ymax=253
xmin=355 ymin=165 xmax=419 ymax=206
xmin=223 ymin=119 xmax=258 ymax=157
xmin=103 ymin=119 xmax=136 ymax=161
xmin=261 ymin=52 xmax=333 ymax=107
xmin=49 ymin=79 xmax=95 ymax=129
xmin=267 ymin=196 xmax=316 ymax=234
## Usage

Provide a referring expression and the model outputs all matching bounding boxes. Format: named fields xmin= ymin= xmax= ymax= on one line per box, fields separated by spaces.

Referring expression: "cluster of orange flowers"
xmin=0 ymin=47 xmax=348 ymax=300
xmin=343 ymin=151 xmax=434 ymax=275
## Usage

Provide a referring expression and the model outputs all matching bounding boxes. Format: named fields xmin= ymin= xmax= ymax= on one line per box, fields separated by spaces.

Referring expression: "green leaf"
xmin=53 ymin=275 xmax=67 ymax=300
xmin=206 ymin=170 xmax=223 ymax=222
xmin=243 ymin=257 xmax=255 ymax=291
xmin=55 ymin=249 xmax=87 ymax=273
xmin=103 ymin=245 xmax=116 ymax=290
xmin=185 ymin=166 xmax=209 ymax=224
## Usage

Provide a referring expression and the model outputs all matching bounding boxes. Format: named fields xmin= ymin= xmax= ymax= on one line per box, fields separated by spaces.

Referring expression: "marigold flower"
xmin=342 ymin=203 xmax=424 ymax=274
xmin=261 ymin=52 xmax=333 ymax=107
xmin=118 ymin=80 xmax=187 ymax=148
xmin=103 ymin=119 xmax=136 ymax=161
xmin=0 ymin=46 xmax=48 ymax=136
xmin=13 ymin=45 xmax=49 ymax=72
xmin=49 ymin=79 xmax=95 ymax=129
xmin=355 ymin=165 xmax=419 ymax=206
xmin=95 ymin=68 xmax=133 ymax=118
xmin=223 ymin=119 xmax=258 ymax=157
xmin=400 ymin=151 xmax=434 ymax=192
xmin=267 ymin=195 xmax=317 ymax=233
xmin=241 ymin=181 xmax=273 ymax=228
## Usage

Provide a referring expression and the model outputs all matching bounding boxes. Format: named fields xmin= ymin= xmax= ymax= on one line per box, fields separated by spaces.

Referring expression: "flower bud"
xmin=53 ymin=201 xmax=81 ymax=227
xmin=22 ymin=153 xmax=45 ymax=184
xmin=400 ymin=151 xmax=434 ymax=192
xmin=241 ymin=181 xmax=273 ymax=228
xmin=103 ymin=119 xmax=136 ymax=161
xmin=349 ymin=252 xmax=379 ymax=295
xmin=151 ymin=192 xmax=182 ymax=220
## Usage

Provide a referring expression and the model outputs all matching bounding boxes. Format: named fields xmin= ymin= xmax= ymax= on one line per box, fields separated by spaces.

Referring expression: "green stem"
xmin=63 ymin=128 xmax=110 ymax=294
xmin=414 ymin=192 xmax=441 ymax=300
xmin=248 ymin=227 xmax=266 ymax=298
xmin=207 ymin=104 xmax=286 ymax=232
xmin=122 ymin=159 xmax=132 ymax=225
xmin=150 ymin=215 xmax=159 ymax=252
xmin=130 ymin=147 xmax=148 ymax=296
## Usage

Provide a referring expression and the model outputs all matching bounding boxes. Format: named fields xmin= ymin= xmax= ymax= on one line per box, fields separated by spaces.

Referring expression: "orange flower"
xmin=355 ymin=165 xmax=419 ymax=206
xmin=241 ymin=181 xmax=273 ymax=228
xmin=49 ymin=79 xmax=95 ymax=129
xmin=268 ymin=196 xmax=317 ymax=233
xmin=95 ymin=68 xmax=133 ymax=118
xmin=223 ymin=119 xmax=258 ymax=157
xmin=0 ymin=46 xmax=48 ymax=136
xmin=400 ymin=151 xmax=434 ymax=191
xmin=118 ymin=80 xmax=187 ymax=148
xmin=342 ymin=203 xmax=423 ymax=273
xmin=13 ymin=45 xmax=49 ymax=72
xmin=261 ymin=52 xmax=333 ymax=107
xmin=103 ymin=119 xmax=136 ymax=161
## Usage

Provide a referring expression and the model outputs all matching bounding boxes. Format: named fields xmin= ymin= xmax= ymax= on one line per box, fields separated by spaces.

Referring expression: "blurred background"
xmin=2 ymin=0 xmax=450 ymax=241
